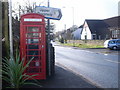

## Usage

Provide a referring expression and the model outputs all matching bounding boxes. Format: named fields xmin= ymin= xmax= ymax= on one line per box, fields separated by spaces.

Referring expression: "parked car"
xmin=104 ymin=39 xmax=120 ymax=50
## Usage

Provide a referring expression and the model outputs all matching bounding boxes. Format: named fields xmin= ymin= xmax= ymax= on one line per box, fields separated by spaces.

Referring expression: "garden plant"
xmin=2 ymin=50 xmax=41 ymax=89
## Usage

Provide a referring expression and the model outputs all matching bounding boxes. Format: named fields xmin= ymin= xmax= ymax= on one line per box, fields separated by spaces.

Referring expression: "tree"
xmin=12 ymin=0 xmax=44 ymax=19
xmin=46 ymin=21 xmax=56 ymax=40
xmin=69 ymin=25 xmax=78 ymax=32
xmin=12 ymin=0 xmax=56 ymax=41
xmin=46 ymin=22 xmax=55 ymax=33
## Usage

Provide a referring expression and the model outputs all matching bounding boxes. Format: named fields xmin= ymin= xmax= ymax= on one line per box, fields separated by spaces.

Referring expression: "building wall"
xmin=81 ymin=22 xmax=92 ymax=40
xmin=72 ymin=28 xmax=82 ymax=40
xmin=111 ymin=29 xmax=120 ymax=39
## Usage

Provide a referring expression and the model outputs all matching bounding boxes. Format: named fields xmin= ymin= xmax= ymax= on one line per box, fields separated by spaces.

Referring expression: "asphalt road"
xmin=54 ymin=43 xmax=119 ymax=88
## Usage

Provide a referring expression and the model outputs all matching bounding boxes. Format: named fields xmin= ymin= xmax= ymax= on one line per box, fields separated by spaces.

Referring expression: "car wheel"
xmin=112 ymin=46 xmax=117 ymax=50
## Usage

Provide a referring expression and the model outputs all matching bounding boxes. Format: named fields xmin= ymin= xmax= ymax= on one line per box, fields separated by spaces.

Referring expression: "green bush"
xmin=2 ymin=50 xmax=41 ymax=89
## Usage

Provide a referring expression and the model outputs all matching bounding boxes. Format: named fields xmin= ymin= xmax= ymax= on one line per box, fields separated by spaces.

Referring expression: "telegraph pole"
xmin=72 ymin=7 xmax=75 ymax=46
xmin=47 ymin=0 xmax=51 ymax=76
xmin=9 ymin=0 xmax=13 ymax=57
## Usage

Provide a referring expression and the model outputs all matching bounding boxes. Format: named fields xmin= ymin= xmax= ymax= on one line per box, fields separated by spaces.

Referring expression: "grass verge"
xmin=62 ymin=43 xmax=104 ymax=48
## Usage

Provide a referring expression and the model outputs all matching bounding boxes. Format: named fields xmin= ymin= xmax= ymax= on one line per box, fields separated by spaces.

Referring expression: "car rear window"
xmin=109 ymin=41 xmax=116 ymax=44
xmin=116 ymin=40 xmax=120 ymax=43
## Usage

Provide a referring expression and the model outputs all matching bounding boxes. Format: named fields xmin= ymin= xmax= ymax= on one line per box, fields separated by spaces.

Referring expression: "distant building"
xmin=81 ymin=20 xmax=110 ymax=40
xmin=81 ymin=16 xmax=120 ymax=40
xmin=72 ymin=26 xmax=83 ymax=40
xmin=56 ymin=16 xmax=120 ymax=40
xmin=104 ymin=16 xmax=120 ymax=39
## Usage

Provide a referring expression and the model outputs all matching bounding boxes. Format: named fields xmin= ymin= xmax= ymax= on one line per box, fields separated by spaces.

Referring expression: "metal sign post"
xmin=34 ymin=0 xmax=62 ymax=76
xmin=47 ymin=0 xmax=51 ymax=76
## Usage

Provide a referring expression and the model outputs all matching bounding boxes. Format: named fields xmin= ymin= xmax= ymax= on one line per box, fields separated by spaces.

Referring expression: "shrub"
xmin=59 ymin=38 xmax=64 ymax=43
xmin=2 ymin=50 xmax=41 ymax=89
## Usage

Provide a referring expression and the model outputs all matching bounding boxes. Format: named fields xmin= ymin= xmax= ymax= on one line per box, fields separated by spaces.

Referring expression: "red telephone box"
xmin=20 ymin=13 xmax=46 ymax=79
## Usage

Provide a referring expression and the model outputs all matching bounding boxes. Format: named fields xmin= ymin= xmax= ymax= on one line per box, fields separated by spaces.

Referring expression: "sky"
xmin=12 ymin=0 xmax=120 ymax=32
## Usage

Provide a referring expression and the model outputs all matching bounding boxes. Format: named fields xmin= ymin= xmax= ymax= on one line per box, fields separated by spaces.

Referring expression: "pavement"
xmin=24 ymin=63 xmax=99 ymax=89
xmin=39 ymin=64 xmax=99 ymax=88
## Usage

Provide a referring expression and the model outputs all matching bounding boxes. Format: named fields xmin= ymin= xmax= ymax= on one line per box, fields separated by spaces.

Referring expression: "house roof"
xmin=72 ymin=28 xmax=82 ymax=34
xmin=84 ymin=16 xmax=120 ymax=32
xmin=85 ymin=19 xmax=109 ymax=34
xmin=104 ymin=16 xmax=120 ymax=28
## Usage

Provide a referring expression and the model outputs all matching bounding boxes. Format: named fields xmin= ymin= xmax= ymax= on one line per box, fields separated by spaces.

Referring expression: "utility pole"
xmin=9 ymin=0 xmax=13 ymax=57
xmin=72 ymin=7 xmax=74 ymax=31
xmin=47 ymin=0 xmax=51 ymax=76
xmin=72 ymin=7 xmax=75 ymax=46
xmin=19 ymin=5 xmax=21 ymax=20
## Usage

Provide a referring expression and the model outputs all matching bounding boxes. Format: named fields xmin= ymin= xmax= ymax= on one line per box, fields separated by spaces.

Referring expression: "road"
xmin=53 ymin=42 xmax=119 ymax=88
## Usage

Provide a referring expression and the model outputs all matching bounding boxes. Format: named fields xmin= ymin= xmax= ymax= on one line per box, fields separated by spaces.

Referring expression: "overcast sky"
xmin=12 ymin=0 xmax=120 ymax=32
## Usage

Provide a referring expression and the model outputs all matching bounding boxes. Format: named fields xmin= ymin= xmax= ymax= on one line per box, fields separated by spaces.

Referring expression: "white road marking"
xmin=104 ymin=54 xmax=108 ymax=56
xmin=104 ymin=59 xmax=120 ymax=64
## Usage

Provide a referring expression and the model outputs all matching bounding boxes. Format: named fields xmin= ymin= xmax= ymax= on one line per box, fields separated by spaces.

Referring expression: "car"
xmin=104 ymin=39 xmax=120 ymax=50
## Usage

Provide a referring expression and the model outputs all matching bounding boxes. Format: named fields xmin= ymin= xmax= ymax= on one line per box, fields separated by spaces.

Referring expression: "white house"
xmin=81 ymin=21 xmax=92 ymax=40
xmin=81 ymin=19 xmax=110 ymax=40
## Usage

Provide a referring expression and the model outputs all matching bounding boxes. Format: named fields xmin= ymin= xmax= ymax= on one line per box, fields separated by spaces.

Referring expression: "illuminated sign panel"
xmin=24 ymin=18 xmax=42 ymax=22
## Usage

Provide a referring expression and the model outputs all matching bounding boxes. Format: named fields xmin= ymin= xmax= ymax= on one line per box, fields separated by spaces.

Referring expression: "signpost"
xmin=34 ymin=6 xmax=62 ymax=20
xmin=34 ymin=1 xmax=62 ymax=76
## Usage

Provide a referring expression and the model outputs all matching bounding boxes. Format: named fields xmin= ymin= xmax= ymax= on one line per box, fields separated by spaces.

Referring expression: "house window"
xmin=117 ymin=30 xmax=119 ymax=34
xmin=92 ymin=34 xmax=96 ymax=40
xmin=112 ymin=29 xmax=120 ymax=39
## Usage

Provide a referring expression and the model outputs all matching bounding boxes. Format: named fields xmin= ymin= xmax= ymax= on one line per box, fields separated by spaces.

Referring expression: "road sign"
xmin=34 ymin=6 xmax=62 ymax=20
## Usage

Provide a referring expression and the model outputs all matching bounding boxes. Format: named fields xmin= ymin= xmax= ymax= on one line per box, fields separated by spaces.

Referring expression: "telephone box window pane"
xmin=29 ymin=62 xmax=35 ymax=67
xmin=26 ymin=33 xmax=39 ymax=38
xmin=29 ymin=62 xmax=40 ymax=67
xmin=28 ymin=27 xmax=39 ymax=32
xmin=39 ymin=33 xmax=41 ymax=37
xmin=27 ymin=50 xmax=39 ymax=55
xmin=27 ymin=45 xmax=39 ymax=49
xmin=28 ymin=56 xmax=39 ymax=60
xmin=26 ymin=39 xmax=39 ymax=44
xmin=27 ymin=68 xmax=39 ymax=73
